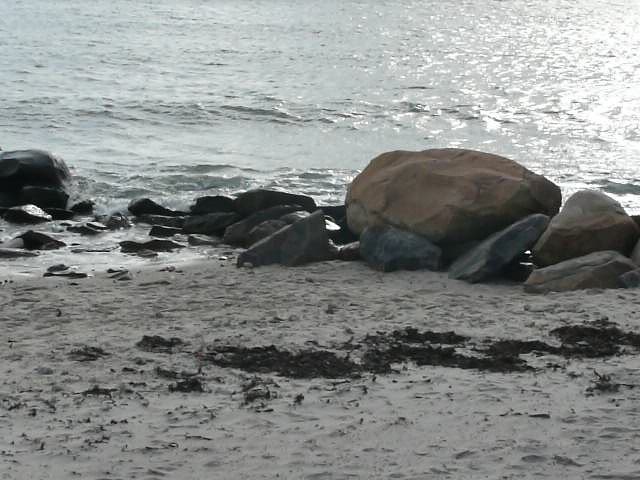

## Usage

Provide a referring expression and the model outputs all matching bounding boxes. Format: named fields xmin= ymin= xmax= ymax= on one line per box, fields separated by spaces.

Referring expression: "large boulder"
xmin=0 ymin=150 xmax=71 ymax=207
xmin=237 ymin=210 xmax=333 ymax=267
xmin=449 ymin=214 xmax=549 ymax=283
xmin=523 ymin=251 xmax=637 ymax=293
xmin=359 ymin=225 xmax=442 ymax=272
xmin=532 ymin=190 xmax=639 ymax=267
xmin=346 ymin=149 xmax=561 ymax=245
xmin=19 ymin=186 xmax=69 ymax=209
xmin=233 ymin=189 xmax=316 ymax=216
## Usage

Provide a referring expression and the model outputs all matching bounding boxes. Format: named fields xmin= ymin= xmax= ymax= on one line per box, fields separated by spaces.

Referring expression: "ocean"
xmin=2 ymin=0 xmax=640 ymax=215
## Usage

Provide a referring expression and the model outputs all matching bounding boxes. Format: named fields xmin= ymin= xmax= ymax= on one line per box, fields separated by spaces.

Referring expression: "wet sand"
xmin=2 ymin=255 xmax=640 ymax=479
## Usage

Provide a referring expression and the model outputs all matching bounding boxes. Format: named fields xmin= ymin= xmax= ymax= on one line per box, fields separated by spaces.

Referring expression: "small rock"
xmin=70 ymin=199 xmax=95 ymax=214
xmin=119 ymin=239 xmax=185 ymax=253
xmin=3 ymin=204 xmax=52 ymax=224
xmin=128 ymin=198 xmax=183 ymax=217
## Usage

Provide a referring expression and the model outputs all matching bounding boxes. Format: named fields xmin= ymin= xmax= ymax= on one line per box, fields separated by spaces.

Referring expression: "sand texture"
xmin=2 ymin=255 xmax=640 ymax=479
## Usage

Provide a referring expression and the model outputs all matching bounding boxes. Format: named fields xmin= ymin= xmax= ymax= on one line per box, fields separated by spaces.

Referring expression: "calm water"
xmin=1 ymin=0 xmax=640 ymax=213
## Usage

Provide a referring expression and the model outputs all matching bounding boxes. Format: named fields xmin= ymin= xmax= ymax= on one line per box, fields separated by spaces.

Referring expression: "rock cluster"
xmin=3 ymin=146 xmax=640 ymax=294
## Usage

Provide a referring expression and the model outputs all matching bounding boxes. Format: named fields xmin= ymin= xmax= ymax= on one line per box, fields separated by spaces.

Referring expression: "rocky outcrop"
xmin=359 ymin=225 xmax=441 ymax=272
xmin=237 ymin=211 xmax=333 ymax=267
xmin=3 ymin=204 xmax=52 ymax=224
xmin=449 ymin=214 xmax=549 ymax=283
xmin=0 ymin=150 xmax=71 ymax=207
xmin=532 ymin=190 xmax=639 ymax=267
xmin=346 ymin=148 xmax=561 ymax=245
xmin=523 ymin=251 xmax=637 ymax=293
xmin=182 ymin=212 xmax=240 ymax=236
xmin=234 ymin=189 xmax=316 ymax=216
xmin=223 ymin=205 xmax=303 ymax=246
xmin=190 ymin=195 xmax=235 ymax=214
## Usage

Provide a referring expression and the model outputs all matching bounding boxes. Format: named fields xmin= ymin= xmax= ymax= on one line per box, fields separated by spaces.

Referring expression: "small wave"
xmin=590 ymin=180 xmax=640 ymax=196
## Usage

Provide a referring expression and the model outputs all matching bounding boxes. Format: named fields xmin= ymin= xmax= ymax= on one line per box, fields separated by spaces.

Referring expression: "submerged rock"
xmin=3 ymin=204 xmax=52 ymax=224
xmin=346 ymin=148 xmax=561 ymax=245
xmin=359 ymin=225 xmax=441 ymax=272
xmin=532 ymin=190 xmax=639 ymax=267
xmin=237 ymin=210 xmax=333 ymax=267
xmin=449 ymin=214 xmax=549 ymax=283
xmin=128 ymin=198 xmax=183 ymax=217
xmin=233 ymin=189 xmax=316 ymax=216
xmin=524 ymin=251 xmax=637 ymax=293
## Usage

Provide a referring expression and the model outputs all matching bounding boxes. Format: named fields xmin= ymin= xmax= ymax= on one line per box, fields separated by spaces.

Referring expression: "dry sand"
xmin=2 ymin=253 xmax=640 ymax=479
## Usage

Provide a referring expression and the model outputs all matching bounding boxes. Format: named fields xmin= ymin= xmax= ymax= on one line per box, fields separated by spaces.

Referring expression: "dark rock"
xmin=319 ymin=205 xmax=346 ymax=221
xmin=237 ymin=210 xmax=333 ymax=267
xmin=19 ymin=185 xmax=69 ymax=209
xmin=620 ymin=269 xmax=640 ymax=289
xmin=67 ymin=222 xmax=108 ymax=236
xmin=3 ymin=204 xmax=52 ymax=224
xmin=0 ymin=150 xmax=71 ymax=206
xmin=234 ymin=189 xmax=316 ymax=216
xmin=128 ymin=198 xmax=183 ymax=217
xmin=524 ymin=251 xmax=637 ymax=293
xmin=169 ymin=378 xmax=205 ymax=393
xmin=150 ymin=225 xmax=182 ymax=237
xmin=45 ymin=208 xmax=75 ymax=220
xmin=120 ymin=239 xmax=185 ymax=253
xmin=223 ymin=205 xmax=303 ymax=246
xmin=135 ymin=214 xmax=185 ymax=228
xmin=279 ymin=211 xmax=310 ymax=224
xmin=335 ymin=242 xmax=361 ymax=261
xmin=631 ymin=239 xmax=640 ymax=266
xmin=102 ymin=213 xmax=131 ymax=230
xmin=319 ymin=205 xmax=358 ymax=245
xmin=136 ymin=335 xmax=184 ymax=353
xmin=449 ymin=214 xmax=550 ymax=283
xmin=187 ymin=234 xmax=221 ymax=247
xmin=246 ymin=219 xmax=288 ymax=247
xmin=190 ymin=195 xmax=235 ymax=214
xmin=17 ymin=230 xmax=66 ymax=250
xmin=0 ymin=248 xmax=38 ymax=258
xmin=359 ymin=225 xmax=441 ymax=272
xmin=43 ymin=269 xmax=88 ymax=279
xmin=502 ymin=261 xmax=535 ymax=283
xmin=70 ymin=199 xmax=95 ymax=214
xmin=183 ymin=212 xmax=240 ymax=236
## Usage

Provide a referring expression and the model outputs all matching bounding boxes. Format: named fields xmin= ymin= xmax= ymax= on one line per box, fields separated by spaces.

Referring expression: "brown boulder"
xmin=346 ymin=148 xmax=560 ymax=245
xmin=524 ymin=250 xmax=636 ymax=293
xmin=532 ymin=190 xmax=639 ymax=267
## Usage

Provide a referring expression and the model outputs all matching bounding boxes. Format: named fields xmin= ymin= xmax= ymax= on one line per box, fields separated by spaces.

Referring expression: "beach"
xmin=3 ymin=253 xmax=640 ymax=479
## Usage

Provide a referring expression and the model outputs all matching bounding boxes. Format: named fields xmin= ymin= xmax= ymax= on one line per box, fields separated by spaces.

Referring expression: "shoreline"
xmin=3 ymin=257 xmax=640 ymax=477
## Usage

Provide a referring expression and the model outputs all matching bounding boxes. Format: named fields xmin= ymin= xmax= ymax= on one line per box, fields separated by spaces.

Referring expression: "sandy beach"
xmin=2 ymin=251 xmax=640 ymax=479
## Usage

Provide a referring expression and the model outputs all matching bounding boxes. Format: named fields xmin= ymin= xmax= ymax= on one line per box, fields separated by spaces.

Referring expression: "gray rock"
xmin=449 ymin=214 xmax=549 ymax=283
xmin=359 ymin=225 xmax=441 ymax=272
xmin=190 ymin=195 xmax=235 ymax=214
xmin=237 ymin=210 xmax=333 ymax=267
xmin=0 ymin=248 xmax=38 ymax=258
xmin=233 ymin=189 xmax=316 ymax=216
xmin=45 ymin=208 xmax=75 ymax=220
xmin=183 ymin=212 xmax=240 ymax=236
xmin=223 ymin=205 xmax=303 ymax=246
xmin=19 ymin=185 xmax=69 ymax=209
xmin=246 ymin=219 xmax=288 ymax=247
xmin=620 ymin=269 xmax=640 ymax=289
xmin=67 ymin=222 xmax=108 ymax=236
xmin=120 ymin=239 xmax=185 ymax=253
xmin=335 ymin=242 xmax=361 ymax=262
xmin=104 ymin=213 xmax=132 ymax=230
xmin=135 ymin=214 xmax=185 ymax=229
xmin=631 ymin=239 xmax=640 ymax=266
xmin=524 ymin=250 xmax=637 ymax=293
xmin=3 ymin=204 xmax=52 ymax=224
